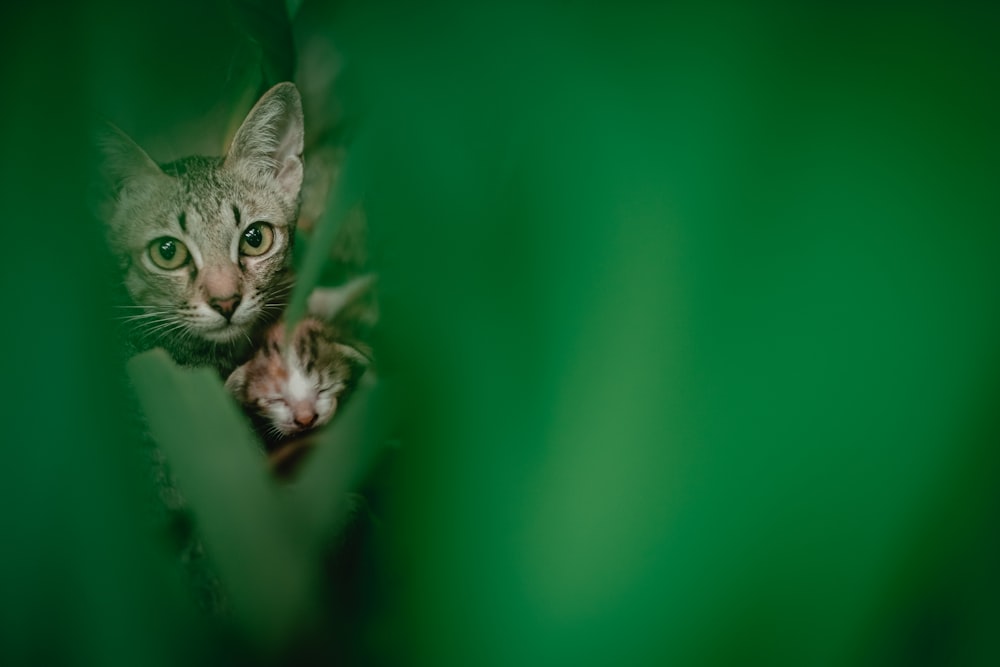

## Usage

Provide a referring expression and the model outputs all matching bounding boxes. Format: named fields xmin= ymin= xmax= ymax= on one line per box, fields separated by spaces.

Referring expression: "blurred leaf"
xmin=285 ymin=0 xmax=304 ymax=21
xmin=337 ymin=3 xmax=1000 ymax=667
xmin=228 ymin=0 xmax=296 ymax=86
xmin=218 ymin=38 xmax=266 ymax=153
xmin=128 ymin=350 xmax=316 ymax=651
xmin=127 ymin=349 xmax=393 ymax=653
xmin=288 ymin=381 xmax=396 ymax=550
xmin=285 ymin=128 xmax=370 ymax=327
xmin=2 ymin=4 xmax=205 ymax=665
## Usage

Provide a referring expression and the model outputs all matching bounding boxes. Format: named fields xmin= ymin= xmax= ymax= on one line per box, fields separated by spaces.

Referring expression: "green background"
xmin=2 ymin=1 xmax=998 ymax=665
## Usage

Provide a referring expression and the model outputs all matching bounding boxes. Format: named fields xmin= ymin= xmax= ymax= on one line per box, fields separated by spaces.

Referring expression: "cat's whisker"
xmin=136 ymin=315 xmax=178 ymax=330
xmin=264 ymin=289 xmax=295 ymax=302
xmin=131 ymin=319 xmax=175 ymax=337
xmin=164 ymin=323 xmax=192 ymax=350
xmin=126 ymin=317 xmax=175 ymax=328
xmin=116 ymin=312 xmax=172 ymax=322
xmin=141 ymin=319 xmax=188 ymax=341
xmin=115 ymin=314 xmax=152 ymax=321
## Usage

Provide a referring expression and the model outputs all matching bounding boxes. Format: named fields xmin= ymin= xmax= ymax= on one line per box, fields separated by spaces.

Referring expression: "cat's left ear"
xmin=225 ymin=82 xmax=304 ymax=201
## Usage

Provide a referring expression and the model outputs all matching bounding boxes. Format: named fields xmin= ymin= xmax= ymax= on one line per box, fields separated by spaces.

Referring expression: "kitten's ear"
xmin=224 ymin=364 xmax=248 ymax=400
xmin=335 ymin=342 xmax=371 ymax=384
xmin=308 ymin=275 xmax=378 ymax=323
xmin=224 ymin=82 xmax=304 ymax=200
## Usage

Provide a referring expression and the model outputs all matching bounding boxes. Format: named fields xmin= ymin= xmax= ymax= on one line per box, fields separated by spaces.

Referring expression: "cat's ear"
xmin=335 ymin=342 xmax=371 ymax=385
xmin=95 ymin=123 xmax=164 ymax=192
xmin=97 ymin=123 xmax=161 ymax=177
xmin=224 ymin=82 xmax=304 ymax=200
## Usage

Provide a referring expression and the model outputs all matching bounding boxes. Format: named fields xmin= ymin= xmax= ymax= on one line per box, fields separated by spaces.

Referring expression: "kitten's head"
xmin=98 ymin=83 xmax=304 ymax=361
xmin=225 ymin=318 xmax=369 ymax=440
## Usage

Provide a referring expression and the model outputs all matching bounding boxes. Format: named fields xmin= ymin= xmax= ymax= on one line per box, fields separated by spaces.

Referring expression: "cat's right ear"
xmin=96 ymin=123 xmax=164 ymax=190
xmin=92 ymin=123 xmax=165 ymax=220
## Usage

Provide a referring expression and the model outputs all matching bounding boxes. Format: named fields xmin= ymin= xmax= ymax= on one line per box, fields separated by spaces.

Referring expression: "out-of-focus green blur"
xmin=2 ymin=1 xmax=998 ymax=665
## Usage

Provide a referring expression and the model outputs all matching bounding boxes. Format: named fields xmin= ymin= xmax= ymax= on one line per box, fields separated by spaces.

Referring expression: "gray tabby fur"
xmin=99 ymin=83 xmax=304 ymax=376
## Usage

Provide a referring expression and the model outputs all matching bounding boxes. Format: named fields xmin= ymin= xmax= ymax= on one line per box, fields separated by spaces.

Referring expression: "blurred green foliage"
xmin=2 ymin=1 xmax=1000 ymax=666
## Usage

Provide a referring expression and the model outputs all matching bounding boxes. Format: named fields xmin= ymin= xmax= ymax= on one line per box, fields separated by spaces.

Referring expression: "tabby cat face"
xmin=100 ymin=83 xmax=304 ymax=363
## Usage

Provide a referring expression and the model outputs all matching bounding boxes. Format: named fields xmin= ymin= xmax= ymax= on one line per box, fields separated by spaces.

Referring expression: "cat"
xmin=225 ymin=277 xmax=376 ymax=447
xmin=98 ymin=82 xmax=305 ymax=376
xmin=224 ymin=315 xmax=370 ymax=444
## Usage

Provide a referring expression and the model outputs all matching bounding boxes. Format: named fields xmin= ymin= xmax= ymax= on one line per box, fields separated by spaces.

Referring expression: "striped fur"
xmin=225 ymin=316 xmax=370 ymax=444
xmin=100 ymin=83 xmax=304 ymax=376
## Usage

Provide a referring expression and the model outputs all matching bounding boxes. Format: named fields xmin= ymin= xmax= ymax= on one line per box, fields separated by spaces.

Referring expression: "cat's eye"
xmin=240 ymin=222 xmax=275 ymax=257
xmin=148 ymin=237 xmax=190 ymax=270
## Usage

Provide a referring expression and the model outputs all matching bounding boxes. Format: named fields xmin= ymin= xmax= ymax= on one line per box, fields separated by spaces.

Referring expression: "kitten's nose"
xmin=293 ymin=409 xmax=317 ymax=429
xmin=209 ymin=295 xmax=241 ymax=321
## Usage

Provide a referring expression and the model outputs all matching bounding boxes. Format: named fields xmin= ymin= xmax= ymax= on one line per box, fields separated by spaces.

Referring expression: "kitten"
xmin=224 ymin=315 xmax=371 ymax=445
xmin=98 ymin=83 xmax=305 ymax=375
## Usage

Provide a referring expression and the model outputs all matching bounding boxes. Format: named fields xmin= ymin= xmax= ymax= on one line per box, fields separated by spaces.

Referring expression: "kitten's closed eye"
xmin=257 ymin=397 xmax=284 ymax=407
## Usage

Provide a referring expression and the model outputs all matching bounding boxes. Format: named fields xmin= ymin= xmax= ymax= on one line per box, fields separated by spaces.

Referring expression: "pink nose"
xmin=293 ymin=409 xmax=317 ymax=429
xmin=209 ymin=295 xmax=241 ymax=320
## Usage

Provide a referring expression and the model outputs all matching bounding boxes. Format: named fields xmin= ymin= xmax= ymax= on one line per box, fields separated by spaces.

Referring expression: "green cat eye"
xmin=240 ymin=222 xmax=275 ymax=257
xmin=148 ymin=237 xmax=190 ymax=270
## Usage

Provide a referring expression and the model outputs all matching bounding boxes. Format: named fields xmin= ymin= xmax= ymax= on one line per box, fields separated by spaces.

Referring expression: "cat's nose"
xmin=209 ymin=295 xmax=241 ymax=321
xmin=293 ymin=409 xmax=317 ymax=429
